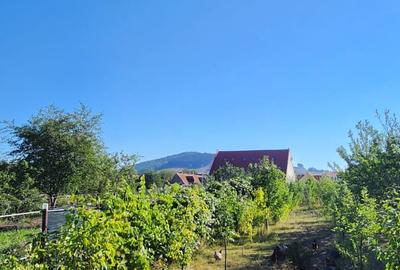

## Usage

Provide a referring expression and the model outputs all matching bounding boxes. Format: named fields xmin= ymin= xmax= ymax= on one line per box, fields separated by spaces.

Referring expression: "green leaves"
xmin=4 ymin=105 xmax=105 ymax=207
xmin=334 ymin=112 xmax=400 ymax=269
xmin=3 ymin=177 xmax=212 ymax=269
xmin=338 ymin=112 xmax=400 ymax=200
xmin=333 ymin=187 xmax=380 ymax=270
xmin=0 ymin=160 xmax=43 ymax=215
xmin=377 ymin=191 xmax=400 ymax=270
xmin=249 ymin=158 xmax=291 ymax=221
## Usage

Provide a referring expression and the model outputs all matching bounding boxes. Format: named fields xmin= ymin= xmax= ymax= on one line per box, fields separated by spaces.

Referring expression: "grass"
xmin=0 ymin=228 xmax=40 ymax=254
xmin=181 ymin=208 xmax=330 ymax=270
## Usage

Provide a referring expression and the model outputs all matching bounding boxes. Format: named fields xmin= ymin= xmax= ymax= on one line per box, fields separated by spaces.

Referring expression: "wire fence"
xmin=0 ymin=205 xmax=69 ymax=234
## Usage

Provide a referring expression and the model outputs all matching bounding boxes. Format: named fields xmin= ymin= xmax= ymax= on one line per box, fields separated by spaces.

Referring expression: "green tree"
xmin=334 ymin=188 xmax=380 ymax=270
xmin=143 ymin=170 xmax=172 ymax=189
xmin=252 ymin=187 xmax=271 ymax=234
xmin=205 ymin=173 xmax=253 ymax=199
xmin=317 ymin=176 xmax=341 ymax=217
xmin=338 ymin=112 xmax=400 ymax=200
xmin=248 ymin=158 xmax=291 ymax=221
xmin=237 ymin=199 xmax=256 ymax=240
xmin=0 ymin=160 xmax=43 ymax=214
xmin=377 ymin=191 xmax=400 ymax=270
xmin=211 ymin=162 xmax=246 ymax=181
xmin=210 ymin=183 xmax=240 ymax=270
xmin=4 ymin=105 xmax=104 ymax=207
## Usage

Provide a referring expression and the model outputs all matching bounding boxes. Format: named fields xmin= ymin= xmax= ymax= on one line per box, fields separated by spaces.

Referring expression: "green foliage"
xmin=207 ymin=157 xmax=296 ymax=243
xmin=252 ymin=187 xmax=271 ymax=230
xmin=0 ymin=160 xmax=43 ymax=215
xmin=0 ymin=105 xmax=305 ymax=269
xmin=4 ymin=105 xmax=105 ymax=207
xmin=212 ymin=163 xmax=246 ymax=182
xmin=290 ymin=176 xmax=340 ymax=216
xmin=291 ymin=176 xmax=320 ymax=208
xmin=334 ymin=188 xmax=380 ymax=270
xmin=143 ymin=170 xmax=175 ymax=189
xmin=0 ymin=228 xmax=39 ymax=259
xmin=317 ymin=176 xmax=341 ymax=215
xmin=205 ymin=174 xmax=253 ymax=199
xmin=338 ymin=112 xmax=400 ymax=200
xmin=209 ymin=182 xmax=240 ymax=242
xmin=237 ymin=199 xmax=256 ymax=239
xmin=2 ymin=105 xmax=140 ymax=208
xmin=249 ymin=158 xmax=292 ymax=221
xmin=1 ymin=177 xmax=211 ymax=269
xmin=330 ymin=113 xmax=400 ymax=269
xmin=377 ymin=191 xmax=400 ymax=270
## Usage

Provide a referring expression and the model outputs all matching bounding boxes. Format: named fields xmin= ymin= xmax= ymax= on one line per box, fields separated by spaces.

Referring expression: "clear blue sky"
xmin=1 ymin=1 xmax=400 ymax=169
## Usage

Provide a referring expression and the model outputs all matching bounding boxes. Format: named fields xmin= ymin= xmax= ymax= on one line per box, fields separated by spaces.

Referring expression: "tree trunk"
xmin=359 ymin=239 xmax=364 ymax=270
xmin=265 ymin=219 xmax=270 ymax=234
xmin=49 ymin=195 xmax=57 ymax=209
xmin=224 ymin=238 xmax=227 ymax=270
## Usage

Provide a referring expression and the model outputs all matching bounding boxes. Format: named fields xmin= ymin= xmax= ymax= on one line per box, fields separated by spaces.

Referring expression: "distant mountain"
xmin=136 ymin=152 xmax=215 ymax=173
xmin=294 ymin=163 xmax=331 ymax=176
xmin=294 ymin=163 xmax=308 ymax=175
xmin=136 ymin=153 xmax=329 ymax=176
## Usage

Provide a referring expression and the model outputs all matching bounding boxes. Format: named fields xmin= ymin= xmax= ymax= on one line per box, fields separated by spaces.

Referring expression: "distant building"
xmin=209 ymin=149 xmax=296 ymax=182
xmin=170 ymin=172 xmax=204 ymax=186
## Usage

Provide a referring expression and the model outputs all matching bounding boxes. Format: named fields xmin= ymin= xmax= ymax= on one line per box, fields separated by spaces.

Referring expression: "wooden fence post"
xmin=41 ymin=203 xmax=48 ymax=233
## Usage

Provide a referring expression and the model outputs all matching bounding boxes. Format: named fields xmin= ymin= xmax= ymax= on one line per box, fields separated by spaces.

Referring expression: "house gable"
xmin=209 ymin=149 xmax=294 ymax=181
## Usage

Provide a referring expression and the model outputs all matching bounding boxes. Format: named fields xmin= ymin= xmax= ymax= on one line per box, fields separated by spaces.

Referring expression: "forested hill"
xmin=136 ymin=152 xmax=328 ymax=174
xmin=135 ymin=152 xmax=215 ymax=173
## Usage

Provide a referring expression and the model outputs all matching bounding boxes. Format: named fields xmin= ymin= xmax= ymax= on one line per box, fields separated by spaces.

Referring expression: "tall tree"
xmin=338 ymin=111 xmax=400 ymax=199
xmin=248 ymin=158 xmax=291 ymax=221
xmin=334 ymin=188 xmax=380 ymax=270
xmin=5 ymin=105 xmax=103 ymax=207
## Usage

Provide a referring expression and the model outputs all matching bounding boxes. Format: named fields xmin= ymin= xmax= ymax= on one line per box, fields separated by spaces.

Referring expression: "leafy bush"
xmin=333 ymin=188 xmax=380 ymax=270
xmin=377 ymin=191 xmax=400 ymax=270
xmin=0 ymin=160 xmax=44 ymax=215
xmin=1 ymin=178 xmax=211 ymax=269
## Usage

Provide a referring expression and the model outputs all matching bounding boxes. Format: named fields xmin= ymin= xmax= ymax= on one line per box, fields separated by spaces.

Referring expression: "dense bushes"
xmin=331 ymin=186 xmax=400 ymax=270
xmin=377 ymin=192 xmax=400 ymax=270
xmin=289 ymin=176 xmax=340 ymax=215
xmin=1 ymin=178 xmax=212 ymax=269
xmin=333 ymin=187 xmax=380 ymax=270
xmin=7 ymin=106 xmax=400 ymax=269
xmin=0 ymin=161 xmax=44 ymax=215
xmin=1 ymin=158 xmax=300 ymax=269
xmin=330 ymin=113 xmax=400 ymax=270
xmin=287 ymin=113 xmax=400 ymax=270
xmin=0 ymin=106 xmax=141 ymax=214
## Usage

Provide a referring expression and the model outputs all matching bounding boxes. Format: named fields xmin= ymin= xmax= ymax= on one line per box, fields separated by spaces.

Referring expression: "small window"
xmin=186 ymin=176 xmax=195 ymax=184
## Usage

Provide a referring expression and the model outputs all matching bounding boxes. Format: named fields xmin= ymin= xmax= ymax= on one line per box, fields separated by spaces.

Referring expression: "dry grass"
xmin=179 ymin=208 xmax=330 ymax=270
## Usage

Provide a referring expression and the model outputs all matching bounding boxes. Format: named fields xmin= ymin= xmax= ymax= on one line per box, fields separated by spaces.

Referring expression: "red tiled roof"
xmin=209 ymin=149 xmax=290 ymax=175
xmin=172 ymin=173 xmax=203 ymax=185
